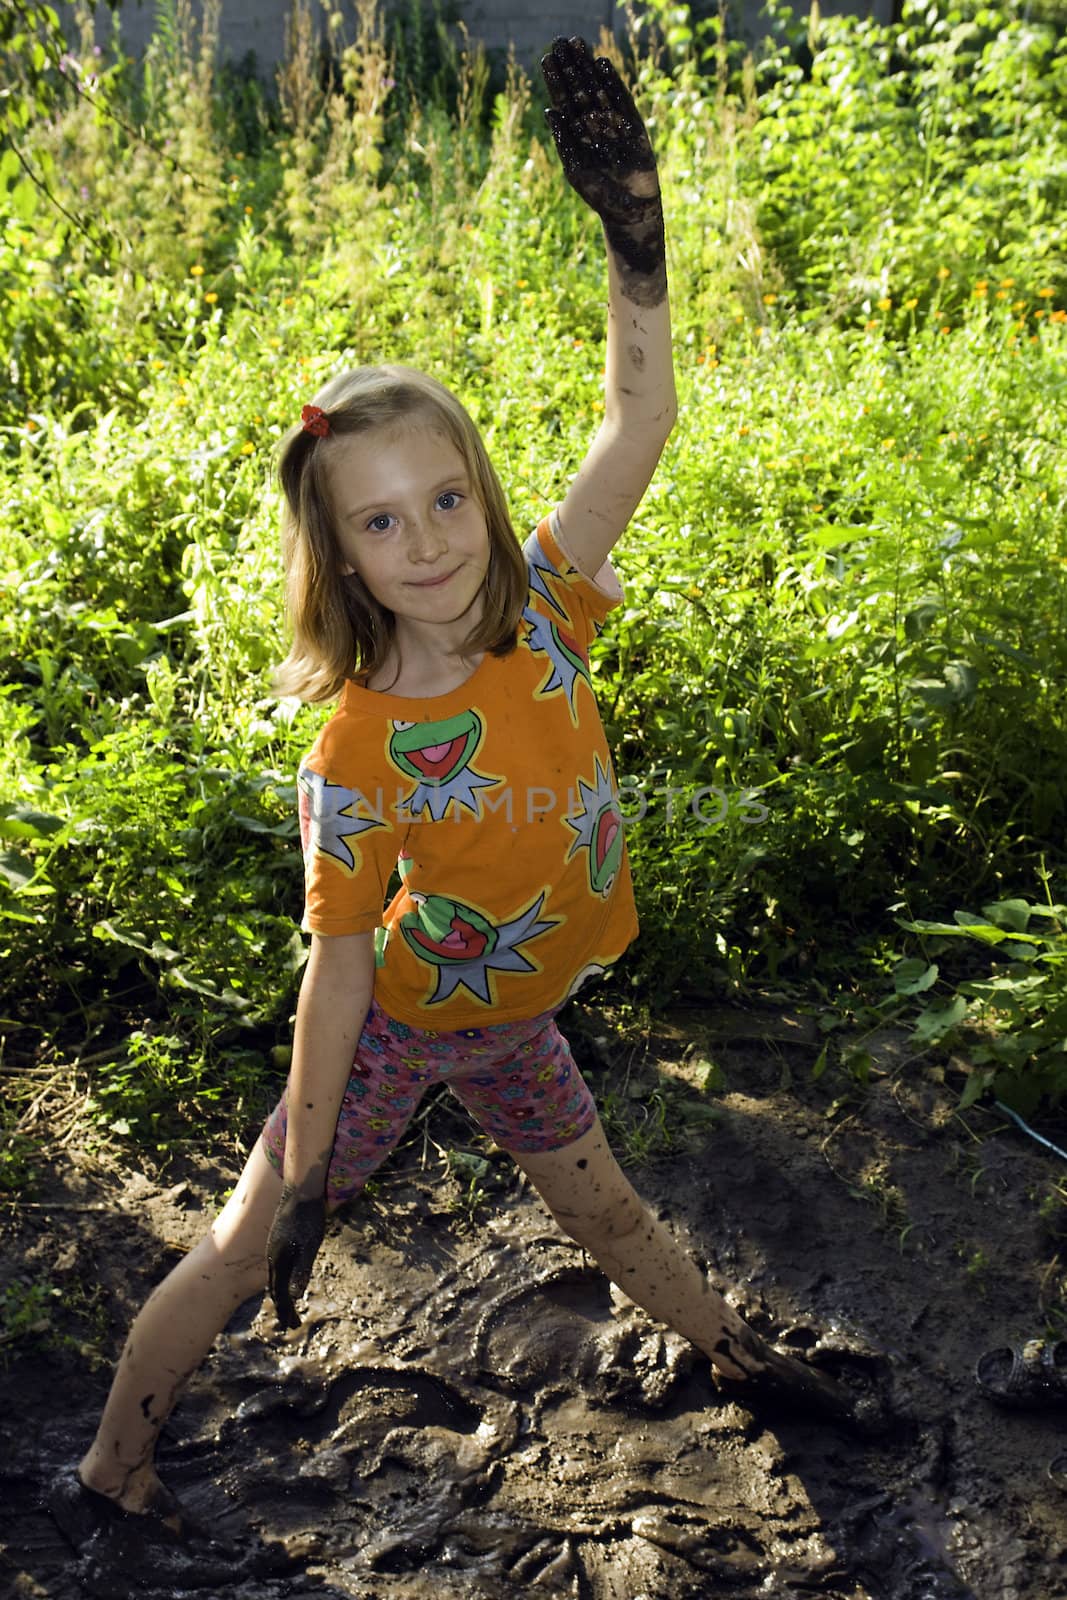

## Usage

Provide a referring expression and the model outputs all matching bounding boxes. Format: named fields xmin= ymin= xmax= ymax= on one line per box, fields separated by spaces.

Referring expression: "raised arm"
xmin=540 ymin=34 xmax=677 ymax=580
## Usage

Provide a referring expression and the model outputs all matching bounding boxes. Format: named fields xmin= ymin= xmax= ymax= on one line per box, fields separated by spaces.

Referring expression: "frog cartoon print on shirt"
xmin=522 ymin=605 xmax=591 ymax=723
xmin=298 ymin=763 xmax=391 ymax=876
xmin=388 ymin=712 xmax=501 ymax=822
xmin=564 ymin=754 xmax=624 ymax=898
xmin=398 ymin=888 xmax=561 ymax=1007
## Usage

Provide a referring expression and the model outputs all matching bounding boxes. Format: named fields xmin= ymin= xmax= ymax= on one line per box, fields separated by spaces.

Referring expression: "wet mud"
xmin=3 ymin=1002 xmax=1067 ymax=1598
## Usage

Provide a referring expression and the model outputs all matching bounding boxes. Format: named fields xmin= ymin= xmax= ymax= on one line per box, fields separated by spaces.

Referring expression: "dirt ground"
xmin=3 ymin=999 xmax=1067 ymax=1600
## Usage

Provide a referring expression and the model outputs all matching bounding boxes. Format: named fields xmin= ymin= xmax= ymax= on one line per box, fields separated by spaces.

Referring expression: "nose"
xmin=406 ymin=515 xmax=448 ymax=564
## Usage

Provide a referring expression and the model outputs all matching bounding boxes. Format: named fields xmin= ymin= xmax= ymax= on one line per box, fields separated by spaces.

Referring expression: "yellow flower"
xmin=904 ymin=297 xmax=918 ymax=310
xmin=738 ymin=425 xmax=750 ymax=436
xmin=999 ymin=276 xmax=1015 ymax=287
xmin=812 ymin=503 xmax=824 ymax=513
xmin=762 ymin=292 xmax=778 ymax=305
xmin=940 ymin=325 xmax=951 ymax=335
xmin=995 ymin=290 xmax=1008 ymax=300
xmin=937 ymin=266 xmax=951 ymax=280
xmin=973 ymin=283 xmax=988 ymax=297
xmin=240 ymin=441 xmax=255 ymax=455
xmin=151 ymin=359 xmax=165 ymax=370
xmin=865 ymin=319 xmax=879 ymax=330
xmin=1051 ymin=309 xmax=1067 ymax=323
xmin=190 ymin=264 xmax=205 ymax=277
xmin=245 ymin=205 xmax=253 ymax=215
xmin=516 ymin=278 xmax=528 ymax=288
xmin=877 ymin=297 xmax=891 ymax=311
xmin=1038 ymin=287 xmax=1054 ymax=298
xmin=204 ymin=292 xmax=218 ymax=304
xmin=1013 ymin=299 xmax=1027 ymax=311
xmin=882 ymin=437 xmax=895 ymax=451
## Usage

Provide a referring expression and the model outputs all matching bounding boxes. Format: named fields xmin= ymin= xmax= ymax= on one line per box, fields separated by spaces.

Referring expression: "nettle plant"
xmin=894 ymin=885 xmax=1067 ymax=1114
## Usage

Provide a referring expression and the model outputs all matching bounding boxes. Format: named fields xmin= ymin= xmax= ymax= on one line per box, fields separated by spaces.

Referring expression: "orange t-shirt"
xmin=297 ymin=512 xmax=638 ymax=1026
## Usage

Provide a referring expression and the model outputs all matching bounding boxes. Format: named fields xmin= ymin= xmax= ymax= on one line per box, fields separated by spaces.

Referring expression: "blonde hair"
xmin=273 ymin=365 xmax=528 ymax=702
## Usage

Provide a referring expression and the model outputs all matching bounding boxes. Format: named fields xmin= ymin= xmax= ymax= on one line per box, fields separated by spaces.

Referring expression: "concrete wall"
xmin=56 ymin=0 xmax=895 ymax=81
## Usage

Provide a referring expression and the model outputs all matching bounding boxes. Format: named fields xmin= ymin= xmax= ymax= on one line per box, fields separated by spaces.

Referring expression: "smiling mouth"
xmin=407 ymin=568 xmax=459 ymax=588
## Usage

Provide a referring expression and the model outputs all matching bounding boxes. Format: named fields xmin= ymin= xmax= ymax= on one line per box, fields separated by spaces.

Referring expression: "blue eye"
xmin=437 ymin=492 xmax=461 ymax=511
xmin=367 ymin=514 xmax=394 ymax=532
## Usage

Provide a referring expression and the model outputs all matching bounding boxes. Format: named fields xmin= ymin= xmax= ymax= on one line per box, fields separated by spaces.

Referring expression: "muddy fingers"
xmin=712 ymin=1329 xmax=890 ymax=1435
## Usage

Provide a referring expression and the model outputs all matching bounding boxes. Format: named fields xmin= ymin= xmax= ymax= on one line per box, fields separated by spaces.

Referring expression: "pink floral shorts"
xmin=260 ymin=997 xmax=598 ymax=1205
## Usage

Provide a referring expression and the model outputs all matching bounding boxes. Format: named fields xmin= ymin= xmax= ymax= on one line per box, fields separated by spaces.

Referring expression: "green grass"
xmin=1 ymin=0 xmax=1066 ymax=1181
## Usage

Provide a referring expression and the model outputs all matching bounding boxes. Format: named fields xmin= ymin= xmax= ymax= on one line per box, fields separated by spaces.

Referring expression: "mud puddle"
xmin=3 ymin=1001 xmax=1067 ymax=1598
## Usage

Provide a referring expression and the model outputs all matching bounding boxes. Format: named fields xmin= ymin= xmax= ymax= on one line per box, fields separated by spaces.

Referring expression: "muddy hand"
xmin=266 ymin=1185 xmax=326 ymax=1331
xmin=540 ymin=35 xmax=667 ymax=307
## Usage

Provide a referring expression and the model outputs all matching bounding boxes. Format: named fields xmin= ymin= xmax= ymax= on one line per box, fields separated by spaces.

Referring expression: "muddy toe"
xmin=49 ymin=1468 xmax=178 ymax=1552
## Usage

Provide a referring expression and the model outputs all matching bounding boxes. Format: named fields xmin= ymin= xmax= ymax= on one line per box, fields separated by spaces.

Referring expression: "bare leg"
xmin=78 ymin=1141 xmax=284 ymax=1516
xmin=512 ymin=1117 xmax=855 ymax=1411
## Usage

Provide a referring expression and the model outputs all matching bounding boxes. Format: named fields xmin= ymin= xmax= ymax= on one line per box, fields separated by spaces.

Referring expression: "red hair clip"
xmin=301 ymin=404 xmax=331 ymax=437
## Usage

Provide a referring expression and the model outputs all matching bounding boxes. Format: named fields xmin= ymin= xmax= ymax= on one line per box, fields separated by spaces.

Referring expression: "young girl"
xmin=67 ymin=33 xmax=862 ymax=1546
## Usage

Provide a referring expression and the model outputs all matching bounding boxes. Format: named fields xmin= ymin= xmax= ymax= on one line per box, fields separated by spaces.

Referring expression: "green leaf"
xmin=904 ymin=599 xmax=941 ymax=640
xmin=913 ymin=994 xmax=968 ymax=1042
xmin=893 ymin=958 xmax=939 ymax=994
xmin=958 ymin=1067 xmax=994 ymax=1110
xmin=980 ymin=898 xmax=1032 ymax=933
xmin=0 ymin=807 xmax=64 ymax=841
xmin=0 ymin=851 xmax=35 ymax=889
xmin=12 ymin=178 xmax=38 ymax=220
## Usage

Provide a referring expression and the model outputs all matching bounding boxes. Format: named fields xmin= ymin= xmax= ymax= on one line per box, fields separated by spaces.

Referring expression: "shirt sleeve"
xmin=297 ymin=723 xmax=399 ymax=936
xmin=522 ymin=510 xmax=624 ymax=648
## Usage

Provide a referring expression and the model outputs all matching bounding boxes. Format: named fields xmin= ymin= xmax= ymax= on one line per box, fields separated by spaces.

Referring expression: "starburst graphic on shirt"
xmin=388 ymin=713 xmax=501 ymax=823
xmin=299 ymin=763 xmax=388 ymax=875
xmin=522 ymin=607 xmax=590 ymax=721
xmin=563 ymin=755 xmax=624 ymax=899
xmin=399 ymin=889 xmax=561 ymax=1007
xmin=523 ymin=531 xmax=570 ymax=618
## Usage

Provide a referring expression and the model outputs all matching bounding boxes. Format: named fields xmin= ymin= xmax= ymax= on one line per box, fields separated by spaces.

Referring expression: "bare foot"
xmin=75 ymin=1457 xmax=185 ymax=1532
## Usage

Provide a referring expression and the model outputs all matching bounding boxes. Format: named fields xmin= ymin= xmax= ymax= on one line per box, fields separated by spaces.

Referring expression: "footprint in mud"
xmin=474 ymin=1263 xmax=696 ymax=1409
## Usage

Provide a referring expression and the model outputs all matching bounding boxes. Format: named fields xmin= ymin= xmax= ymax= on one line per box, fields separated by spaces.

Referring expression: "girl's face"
xmin=328 ymin=421 xmax=491 ymax=641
